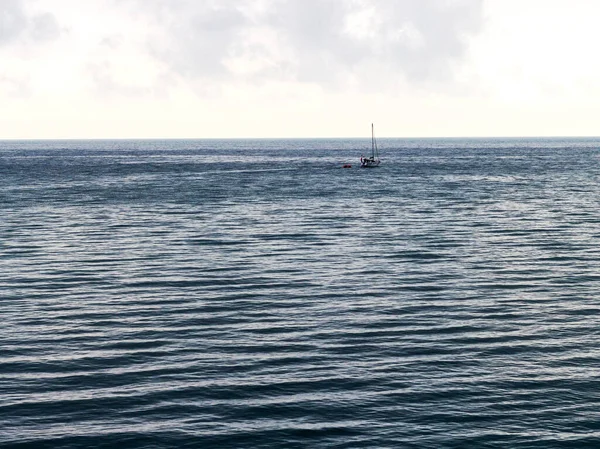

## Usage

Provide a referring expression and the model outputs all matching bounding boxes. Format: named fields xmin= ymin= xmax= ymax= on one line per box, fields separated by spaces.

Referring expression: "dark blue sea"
xmin=3 ymin=137 xmax=600 ymax=448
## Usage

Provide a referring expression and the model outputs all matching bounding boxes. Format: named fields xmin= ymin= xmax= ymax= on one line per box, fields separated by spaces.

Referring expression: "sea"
xmin=3 ymin=137 xmax=600 ymax=448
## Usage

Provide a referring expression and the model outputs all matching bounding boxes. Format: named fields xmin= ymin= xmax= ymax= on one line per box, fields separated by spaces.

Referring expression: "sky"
xmin=1 ymin=0 xmax=600 ymax=139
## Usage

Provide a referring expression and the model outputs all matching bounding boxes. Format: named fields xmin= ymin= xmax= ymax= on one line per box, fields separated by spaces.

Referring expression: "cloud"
xmin=0 ymin=0 xmax=60 ymax=45
xmin=138 ymin=1 xmax=253 ymax=79
xmin=0 ymin=73 xmax=29 ymax=97
xmin=133 ymin=0 xmax=484 ymax=88
xmin=30 ymin=12 xmax=61 ymax=41
xmin=0 ymin=0 xmax=28 ymax=44
xmin=0 ymin=1 xmax=61 ymax=98
xmin=0 ymin=0 xmax=483 ymax=100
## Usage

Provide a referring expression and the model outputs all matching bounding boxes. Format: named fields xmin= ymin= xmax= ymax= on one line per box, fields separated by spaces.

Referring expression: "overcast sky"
xmin=1 ymin=0 xmax=599 ymax=138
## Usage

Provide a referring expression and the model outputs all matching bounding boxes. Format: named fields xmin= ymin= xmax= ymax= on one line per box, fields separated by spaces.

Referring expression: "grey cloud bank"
xmin=132 ymin=0 xmax=484 ymax=87
xmin=1 ymin=0 xmax=483 ymax=97
xmin=0 ymin=0 xmax=60 ymax=45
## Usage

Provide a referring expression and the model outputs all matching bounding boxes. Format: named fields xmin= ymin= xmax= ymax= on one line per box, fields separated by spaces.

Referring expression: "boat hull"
xmin=360 ymin=160 xmax=380 ymax=168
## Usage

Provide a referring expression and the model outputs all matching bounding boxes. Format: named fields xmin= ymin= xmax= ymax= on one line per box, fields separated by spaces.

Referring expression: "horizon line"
xmin=2 ymin=135 xmax=600 ymax=141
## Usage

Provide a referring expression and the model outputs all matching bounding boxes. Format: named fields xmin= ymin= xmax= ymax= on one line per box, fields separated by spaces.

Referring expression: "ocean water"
xmin=3 ymin=137 xmax=600 ymax=448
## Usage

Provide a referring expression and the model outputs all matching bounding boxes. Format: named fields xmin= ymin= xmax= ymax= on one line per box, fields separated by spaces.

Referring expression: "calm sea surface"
xmin=3 ymin=138 xmax=600 ymax=448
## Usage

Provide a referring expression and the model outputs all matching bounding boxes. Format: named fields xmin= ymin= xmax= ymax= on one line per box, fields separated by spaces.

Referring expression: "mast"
xmin=371 ymin=123 xmax=374 ymax=158
xmin=371 ymin=123 xmax=378 ymax=160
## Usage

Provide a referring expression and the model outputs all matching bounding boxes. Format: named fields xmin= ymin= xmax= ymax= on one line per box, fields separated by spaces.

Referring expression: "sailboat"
xmin=360 ymin=123 xmax=381 ymax=168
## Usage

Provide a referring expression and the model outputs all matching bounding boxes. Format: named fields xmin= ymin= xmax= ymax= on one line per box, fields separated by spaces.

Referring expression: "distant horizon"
xmin=2 ymin=135 xmax=600 ymax=141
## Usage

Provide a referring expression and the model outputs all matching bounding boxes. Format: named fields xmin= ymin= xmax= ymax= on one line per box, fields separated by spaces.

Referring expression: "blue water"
xmin=3 ymin=138 xmax=600 ymax=448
